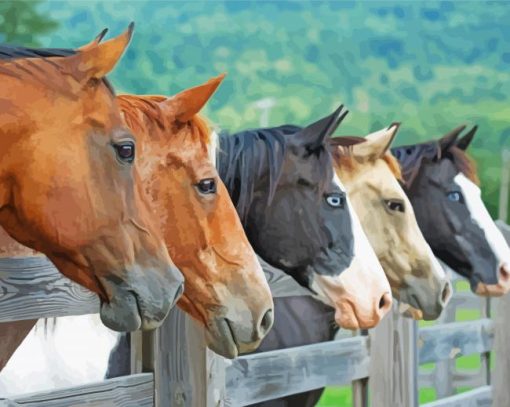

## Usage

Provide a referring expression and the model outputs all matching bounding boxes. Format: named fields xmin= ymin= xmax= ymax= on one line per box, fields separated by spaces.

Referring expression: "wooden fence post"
xmin=492 ymin=293 xmax=510 ymax=407
xmin=352 ymin=330 xmax=369 ymax=407
xmin=146 ymin=307 xmax=226 ymax=407
xmin=369 ymin=304 xmax=418 ymax=407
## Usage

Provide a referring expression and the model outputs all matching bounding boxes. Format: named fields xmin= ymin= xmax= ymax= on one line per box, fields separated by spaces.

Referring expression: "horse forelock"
xmin=392 ymin=140 xmax=479 ymax=187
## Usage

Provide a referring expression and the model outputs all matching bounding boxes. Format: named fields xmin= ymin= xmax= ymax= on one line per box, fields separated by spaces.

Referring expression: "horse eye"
xmin=447 ymin=191 xmax=463 ymax=203
xmin=113 ymin=142 xmax=135 ymax=164
xmin=325 ymin=193 xmax=345 ymax=208
xmin=196 ymin=178 xmax=217 ymax=195
xmin=385 ymin=200 xmax=405 ymax=213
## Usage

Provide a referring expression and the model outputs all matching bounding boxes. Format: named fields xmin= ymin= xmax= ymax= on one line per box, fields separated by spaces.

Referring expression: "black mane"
xmin=218 ymin=126 xmax=290 ymax=223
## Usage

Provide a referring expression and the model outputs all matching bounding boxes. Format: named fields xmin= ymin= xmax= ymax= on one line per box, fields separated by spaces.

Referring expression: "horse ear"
xmin=352 ymin=123 xmax=401 ymax=161
xmin=456 ymin=125 xmax=478 ymax=151
xmin=439 ymin=124 xmax=466 ymax=153
xmin=64 ymin=23 xmax=134 ymax=82
xmin=161 ymin=74 xmax=226 ymax=123
xmin=77 ymin=28 xmax=108 ymax=52
xmin=296 ymin=104 xmax=349 ymax=152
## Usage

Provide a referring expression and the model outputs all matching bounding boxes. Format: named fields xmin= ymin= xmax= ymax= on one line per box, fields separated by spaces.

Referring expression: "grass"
xmin=316 ymin=279 xmax=488 ymax=406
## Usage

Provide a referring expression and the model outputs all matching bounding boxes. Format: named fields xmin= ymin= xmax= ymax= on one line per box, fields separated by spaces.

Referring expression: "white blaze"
xmin=454 ymin=173 xmax=510 ymax=265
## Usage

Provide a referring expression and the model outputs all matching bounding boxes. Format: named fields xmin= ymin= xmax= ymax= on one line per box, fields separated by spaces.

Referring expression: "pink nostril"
xmin=499 ymin=264 xmax=510 ymax=282
xmin=378 ymin=293 xmax=393 ymax=314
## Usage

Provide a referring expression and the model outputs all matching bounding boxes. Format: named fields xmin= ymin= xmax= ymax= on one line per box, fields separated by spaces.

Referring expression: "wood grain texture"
xmin=225 ymin=336 xmax=369 ymax=406
xmin=0 ymin=257 xmax=98 ymax=322
xmin=152 ymin=307 xmax=226 ymax=407
xmin=10 ymin=374 xmax=153 ymax=406
xmin=492 ymin=294 xmax=510 ymax=407
xmin=421 ymin=385 xmax=492 ymax=407
xmin=369 ymin=305 xmax=418 ymax=407
xmin=418 ymin=319 xmax=494 ymax=364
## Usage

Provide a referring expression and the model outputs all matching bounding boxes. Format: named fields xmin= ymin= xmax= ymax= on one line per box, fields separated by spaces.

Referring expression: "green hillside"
xmin=3 ymin=0 xmax=509 ymax=216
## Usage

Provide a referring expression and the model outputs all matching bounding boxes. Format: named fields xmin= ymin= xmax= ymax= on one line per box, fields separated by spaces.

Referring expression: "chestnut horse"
xmin=0 ymin=75 xmax=274 ymax=392
xmin=0 ymin=26 xmax=182 ymax=332
xmin=117 ymin=76 xmax=273 ymax=357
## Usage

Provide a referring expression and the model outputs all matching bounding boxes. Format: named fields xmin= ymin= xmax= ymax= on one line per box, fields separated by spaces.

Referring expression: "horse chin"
xmin=205 ymin=319 xmax=240 ymax=359
xmin=100 ymin=295 xmax=142 ymax=332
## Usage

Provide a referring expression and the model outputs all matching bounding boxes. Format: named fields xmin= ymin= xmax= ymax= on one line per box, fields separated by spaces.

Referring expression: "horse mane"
xmin=218 ymin=126 xmax=288 ymax=223
xmin=391 ymin=141 xmax=479 ymax=187
xmin=117 ymin=94 xmax=211 ymax=146
xmin=0 ymin=45 xmax=115 ymax=94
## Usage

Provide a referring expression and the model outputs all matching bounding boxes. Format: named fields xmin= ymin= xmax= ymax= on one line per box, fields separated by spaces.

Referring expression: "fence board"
xmin=369 ymin=306 xmax=418 ymax=407
xmin=225 ymin=336 xmax=369 ymax=406
xmin=421 ymin=385 xmax=492 ymax=407
xmin=418 ymin=319 xmax=494 ymax=364
xmin=492 ymin=293 xmax=510 ymax=407
xmin=9 ymin=373 xmax=153 ymax=406
xmin=0 ymin=257 xmax=98 ymax=322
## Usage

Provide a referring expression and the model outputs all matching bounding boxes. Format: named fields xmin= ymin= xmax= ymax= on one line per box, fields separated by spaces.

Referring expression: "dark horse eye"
xmin=113 ymin=142 xmax=135 ymax=164
xmin=325 ymin=193 xmax=345 ymax=208
xmin=385 ymin=199 xmax=405 ymax=213
xmin=447 ymin=191 xmax=463 ymax=203
xmin=196 ymin=178 xmax=217 ymax=195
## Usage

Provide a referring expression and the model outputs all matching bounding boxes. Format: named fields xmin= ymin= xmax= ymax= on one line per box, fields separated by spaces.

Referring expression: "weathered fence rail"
xmin=1 ymin=222 xmax=510 ymax=406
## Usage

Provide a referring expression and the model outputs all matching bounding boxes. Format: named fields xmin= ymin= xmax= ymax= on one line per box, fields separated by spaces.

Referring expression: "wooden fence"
xmin=1 ymin=223 xmax=510 ymax=406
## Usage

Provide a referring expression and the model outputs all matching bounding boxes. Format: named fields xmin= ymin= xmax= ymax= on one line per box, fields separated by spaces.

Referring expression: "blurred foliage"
xmin=0 ymin=0 xmax=57 ymax=46
xmin=3 ymin=0 xmax=510 ymax=216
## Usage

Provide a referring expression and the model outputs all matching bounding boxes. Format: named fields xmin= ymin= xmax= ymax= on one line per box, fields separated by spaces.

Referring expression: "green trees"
xmin=4 ymin=0 xmax=510 ymax=215
xmin=0 ymin=0 xmax=57 ymax=46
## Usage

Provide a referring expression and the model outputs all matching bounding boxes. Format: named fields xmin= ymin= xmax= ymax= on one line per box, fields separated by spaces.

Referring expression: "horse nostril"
xmin=378 ymin=293 xmax=392 ymax=312
xmin=441 ymin=281 xmax=452 ymax=305
xmin=499 ymin=264 xmax=510 ymax=282
xmin=258 ymin=309 xmax=274 ymax=336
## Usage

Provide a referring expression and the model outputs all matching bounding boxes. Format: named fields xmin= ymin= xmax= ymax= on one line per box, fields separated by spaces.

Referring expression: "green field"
xmin=317 ymin=280 xmax=489 ymax=406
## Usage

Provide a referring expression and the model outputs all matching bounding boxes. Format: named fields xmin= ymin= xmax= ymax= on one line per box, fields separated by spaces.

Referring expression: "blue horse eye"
xmin=447 ymin=191 xmax=463 ymax=202
xmin=325 ymin=194 xmax=345 ymax=208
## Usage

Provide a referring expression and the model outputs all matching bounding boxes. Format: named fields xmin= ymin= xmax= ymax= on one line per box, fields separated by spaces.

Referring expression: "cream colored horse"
xmin=332 ymin=124 xmax=452 ymax=320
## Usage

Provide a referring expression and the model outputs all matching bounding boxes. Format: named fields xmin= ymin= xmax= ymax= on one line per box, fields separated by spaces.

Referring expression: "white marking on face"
xmin=454 ymin=173 xmax=510 ymax=266
xmin=332 ymin=173 xmax=388 ymax=288
xmin=209 ymin=130 xmax=218 ymax=166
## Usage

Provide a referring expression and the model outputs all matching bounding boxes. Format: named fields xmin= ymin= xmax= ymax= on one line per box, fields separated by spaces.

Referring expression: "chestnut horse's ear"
xmin=162 ymin=74 xmax=226 ymax=123
xmin=439 ymin=124 xmax=466 ymax=154
xmin=456 ymin=125 xmax=478 ymax=151
xmin=352 ymin=123 xmax=401 ymax=161
xmin=77 ymin=28 xmax=108 ymax=52
xmin=64 ymin=23 xmax=134 ymax=82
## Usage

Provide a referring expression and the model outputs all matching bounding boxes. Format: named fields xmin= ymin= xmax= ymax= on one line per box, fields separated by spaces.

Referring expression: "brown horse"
xmin=117 ymin=75 xmax=273 ymax=357
xmin=0 ymin=26 xmax=183 ymax=332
